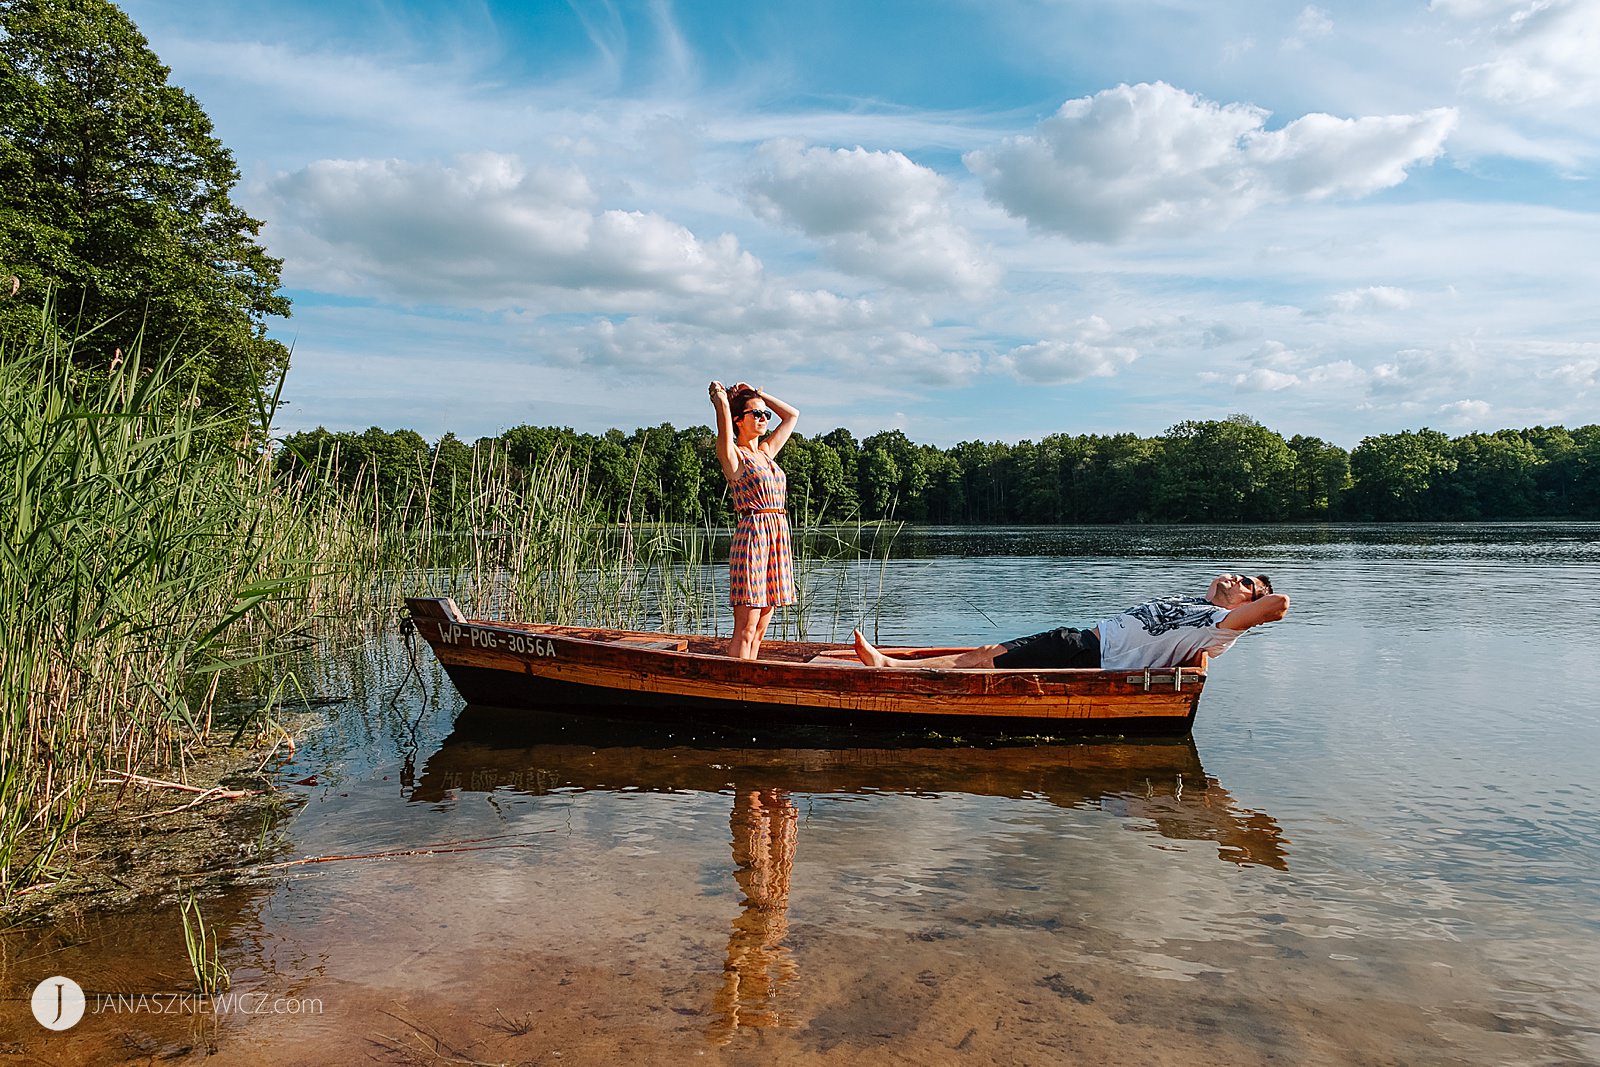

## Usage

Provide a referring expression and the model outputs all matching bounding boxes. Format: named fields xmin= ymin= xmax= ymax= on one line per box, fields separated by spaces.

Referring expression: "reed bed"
xmin=0 ymin=329 xmax=292 ymax=892
xmin=0 ymin=325 xmax=895 ymax=900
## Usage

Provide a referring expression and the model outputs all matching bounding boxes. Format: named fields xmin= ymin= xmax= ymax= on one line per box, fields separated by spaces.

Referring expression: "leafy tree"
xmin=859 ymin=441 xmax=900 ymax=517
xmin=276 ymin=414 xmax=1600 ymax=526
xmin=501 ymin=424 xmax=579 ymax=474
xmin=1078 ymin=434 xmax=1160 ymax=523
xmin=1572 ymin=425 xmax=1600 ymax=517
xmin=275 ymin=427 xmax=338 ymax=483
xmin=817 ymin=428 xmax=861 ymax=518
xmin=661 ymin=430 xmax=705 ymax=523
xmin=622 ymin=423 xmax=674 ymax=519
xmin=1048 ymin=434 xmax=1096 ymax=523
xmin=918 ymin=447 xmax=962 ymax=523
xmin=1346 ymin=429 xmax=1457 ymax=520
xmin=1287 ymin=435 xmax=1351 ymax=519
xmin=810 ymin=444 xmax=852 ymax=520
xmin=430 ymin=432 xmax=474 ymax=506
xmin=860 ymin=430 xmax=926 ymax=519
xmin=775 ymin=434 xmax=817 ymax=523
xmin=0 ymin=0 xmax=290 ymax=411
xmin=1154 ymin=417 xmax=1294 ymax=523
xmin=1450 ymin=431 xmax=1540 ymax=518
xmin=1524 ymin=425 xmax=1577 ymax=515
xmin=590 ymin=431 xmax=634 ymax=517
xmin=947 ymin=441 xmax=991 ymax=522
xmin=951 ymin=439 xmax=1013 ymax=523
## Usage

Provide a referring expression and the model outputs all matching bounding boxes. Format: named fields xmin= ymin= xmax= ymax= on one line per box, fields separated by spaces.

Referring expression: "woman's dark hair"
xmin=727 ymin=386 xmax=761 ymax=419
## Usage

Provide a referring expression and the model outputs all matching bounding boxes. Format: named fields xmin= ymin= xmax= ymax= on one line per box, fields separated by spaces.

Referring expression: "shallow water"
xmin=5 ymin=523 xmax=1600 ymax=1065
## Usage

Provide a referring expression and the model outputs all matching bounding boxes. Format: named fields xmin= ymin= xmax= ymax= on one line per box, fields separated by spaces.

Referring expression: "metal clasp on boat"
xmin=1125 ymin=668 xmax=1185 ymax=691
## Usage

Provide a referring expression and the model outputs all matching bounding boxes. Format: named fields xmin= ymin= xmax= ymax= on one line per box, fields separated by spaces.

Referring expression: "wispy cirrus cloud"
xmin=1282 ymin=4 xmax=1334 ymax=49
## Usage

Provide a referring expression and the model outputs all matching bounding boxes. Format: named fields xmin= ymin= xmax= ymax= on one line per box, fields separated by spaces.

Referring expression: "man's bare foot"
xmin=853 ymin=629 xmax=892 ymax=667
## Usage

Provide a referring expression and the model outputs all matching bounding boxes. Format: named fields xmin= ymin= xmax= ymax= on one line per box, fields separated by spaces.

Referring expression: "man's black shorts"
xmin=992 ymin=627 xmax=1101 ymax=669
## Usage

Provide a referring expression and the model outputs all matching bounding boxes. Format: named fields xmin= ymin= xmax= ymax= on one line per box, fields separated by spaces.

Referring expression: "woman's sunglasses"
xmin=740 ymin=409 xmax=775 ymax=422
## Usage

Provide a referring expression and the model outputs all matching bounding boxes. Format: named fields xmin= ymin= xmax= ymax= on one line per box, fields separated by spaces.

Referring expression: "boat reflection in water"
xmin=408 ymin=708 xmax=1288 ymax=1042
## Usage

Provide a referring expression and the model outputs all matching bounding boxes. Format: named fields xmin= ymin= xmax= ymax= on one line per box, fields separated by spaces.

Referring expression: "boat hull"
xmin=404 ymin=597 xmax=1208 ymax=737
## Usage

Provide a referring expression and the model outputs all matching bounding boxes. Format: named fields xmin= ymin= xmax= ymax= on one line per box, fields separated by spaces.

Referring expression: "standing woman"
xmin=709 ymin=380 xmax=800 ymax=659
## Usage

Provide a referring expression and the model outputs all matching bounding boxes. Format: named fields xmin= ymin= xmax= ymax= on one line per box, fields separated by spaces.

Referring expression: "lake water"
xmin=5 ymin=524 xmax=1600 ymax=1065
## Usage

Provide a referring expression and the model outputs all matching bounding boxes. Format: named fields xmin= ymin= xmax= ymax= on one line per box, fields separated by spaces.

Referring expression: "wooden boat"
xmin=405 ymin=597 xmax=1211 ymax=736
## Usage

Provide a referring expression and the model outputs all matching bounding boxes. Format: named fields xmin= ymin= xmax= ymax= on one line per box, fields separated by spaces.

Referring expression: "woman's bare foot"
xmin=853 ymin=629 xmax=892 ymax=667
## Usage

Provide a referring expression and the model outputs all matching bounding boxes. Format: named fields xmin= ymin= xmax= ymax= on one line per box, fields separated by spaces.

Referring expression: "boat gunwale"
xmin=416 ymin=610 xmax=1208 ymax=684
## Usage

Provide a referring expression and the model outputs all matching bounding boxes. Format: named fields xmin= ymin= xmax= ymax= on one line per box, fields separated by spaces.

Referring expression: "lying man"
xmin=853 ymin=573 xmax=1289 ymax=671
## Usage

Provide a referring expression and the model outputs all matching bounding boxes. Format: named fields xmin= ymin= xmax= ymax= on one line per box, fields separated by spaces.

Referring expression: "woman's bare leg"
xmin=853 ymin=630 xmax=1005 ymax=669
xmin=729 ymin=605 xmax=776 ymax=659
xmin=751 ymin=606 xmax=775 ymax=659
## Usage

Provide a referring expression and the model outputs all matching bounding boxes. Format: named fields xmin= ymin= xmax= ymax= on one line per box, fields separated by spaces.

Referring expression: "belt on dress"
xmin=738 ymin=508 xmax=787 ymax=516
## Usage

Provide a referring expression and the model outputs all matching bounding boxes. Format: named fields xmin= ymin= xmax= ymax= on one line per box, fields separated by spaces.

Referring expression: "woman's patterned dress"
xmin=728 ymin=445 xmax=795 ymax=607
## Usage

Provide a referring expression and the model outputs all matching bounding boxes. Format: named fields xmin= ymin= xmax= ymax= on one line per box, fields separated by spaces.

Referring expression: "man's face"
xmin=1208 ymin=573 xmax=1260 ymax=608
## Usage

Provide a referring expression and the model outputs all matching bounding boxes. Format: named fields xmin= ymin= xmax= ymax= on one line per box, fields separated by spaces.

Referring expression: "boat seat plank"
xmin=610 ymin=636 xmax=689 ymax=652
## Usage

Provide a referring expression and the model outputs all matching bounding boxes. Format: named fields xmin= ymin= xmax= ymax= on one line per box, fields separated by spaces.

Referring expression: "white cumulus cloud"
xmin=995 ymin=318 xmax=1139 ymax=384
xmin=265 ymin=153 xmax=762 ymax=307
xmin=1450 ymin=0 xmax=1600 ymax=108
xmin=1540 ymin=356 xmax=1599 ymax=390
xmin=1235 ymin=367 xmax=1302 ymax=391
xmin=1438 ymin=398 xmax=1494 ymax=421
xmin=964 ymin=82 xmax=1456 ymax=242
xmin=1305 ymin=360 xmax=1368 ymax=387
xmin=1329 ymin=285 xmax=1415 ymax=313
xmin=747 ymin=140 xmax=998 ymax=292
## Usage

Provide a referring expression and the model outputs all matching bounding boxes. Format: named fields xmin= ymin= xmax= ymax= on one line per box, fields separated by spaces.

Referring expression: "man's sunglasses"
xmin=740 ymin=409 xmax=775 ymax=422
xmin=1239 ymin=575 xmax=1263 ymax=601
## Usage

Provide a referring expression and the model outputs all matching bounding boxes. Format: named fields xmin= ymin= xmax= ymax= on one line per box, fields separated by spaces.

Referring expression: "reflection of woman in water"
xmin=709 ymin=789 xmax=799 ymax=1044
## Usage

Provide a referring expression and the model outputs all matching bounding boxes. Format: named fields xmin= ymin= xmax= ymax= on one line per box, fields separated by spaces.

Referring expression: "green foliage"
xmin=0 ymin=319 xmax=301 ymax=894
xmin=0 ymin=0 xmax=290 ymax=412
xmin=1155 ymin=417 xmax=1296 ymax=522
xmin=1347 ymin=429 xmax=1459 ymax=520
xmin=1287 ymin=435 xmax=1351 ymax=518
xmin=275 ymin=415 xmax=1600 ymax=526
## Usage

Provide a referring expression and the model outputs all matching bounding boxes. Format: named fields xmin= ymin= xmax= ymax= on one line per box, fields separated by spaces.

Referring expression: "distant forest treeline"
xmin=277 ymin=415 xmax=1600 ymax=525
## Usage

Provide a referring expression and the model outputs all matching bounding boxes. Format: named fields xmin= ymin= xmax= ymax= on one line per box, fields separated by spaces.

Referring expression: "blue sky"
xmin=119 ymin=0 xmax=1600 ymax=448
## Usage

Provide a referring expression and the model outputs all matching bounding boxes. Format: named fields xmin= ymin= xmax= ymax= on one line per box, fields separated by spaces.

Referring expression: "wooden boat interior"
xmin=452 ymin=621 xmax=1204 ymax=673
xmin=408 ymin=599 xmax=1207 ymax=673
xmin=482 ymin=619 xmax=962 ymax=665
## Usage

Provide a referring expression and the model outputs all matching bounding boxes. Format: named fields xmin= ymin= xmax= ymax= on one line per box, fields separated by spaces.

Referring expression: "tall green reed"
xmin=0 ymin=323 xmax=313 ymax=894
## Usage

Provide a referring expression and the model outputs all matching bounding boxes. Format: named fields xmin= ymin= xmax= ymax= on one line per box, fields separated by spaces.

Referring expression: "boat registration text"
xmin=438 ymin=623 xmax=557 ymax=658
